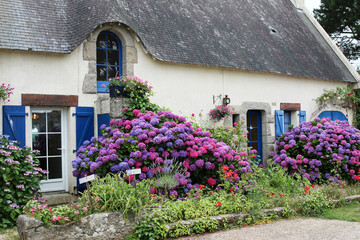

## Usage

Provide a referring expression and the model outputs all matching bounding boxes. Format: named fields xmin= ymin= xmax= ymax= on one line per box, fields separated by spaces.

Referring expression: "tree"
xmin=314 ymin=0 xmax=360 ymax=60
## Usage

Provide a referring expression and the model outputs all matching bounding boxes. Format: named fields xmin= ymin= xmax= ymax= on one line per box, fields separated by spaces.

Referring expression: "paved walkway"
xmin=176 ymin=218 xmax=360 ymax=240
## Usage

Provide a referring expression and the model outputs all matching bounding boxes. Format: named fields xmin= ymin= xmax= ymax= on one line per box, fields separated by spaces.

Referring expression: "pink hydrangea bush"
xmin=272 ymin=117 xmax=360 ymax=182
xmin=72 ymin=109 xmax=256 ymax=195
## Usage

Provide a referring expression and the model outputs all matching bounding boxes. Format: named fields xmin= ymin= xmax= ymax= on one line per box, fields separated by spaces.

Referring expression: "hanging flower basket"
xmin=209 ymin=105 xmax=232 ymax=121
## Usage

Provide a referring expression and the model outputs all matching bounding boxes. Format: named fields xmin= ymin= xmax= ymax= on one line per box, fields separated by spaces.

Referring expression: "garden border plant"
xmin=0 ymin=135 xmax=47 ymax=228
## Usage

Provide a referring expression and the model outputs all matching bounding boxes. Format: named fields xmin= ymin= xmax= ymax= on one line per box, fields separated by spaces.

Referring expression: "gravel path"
xmin=176 ymin=218 xmax=360 ymax=240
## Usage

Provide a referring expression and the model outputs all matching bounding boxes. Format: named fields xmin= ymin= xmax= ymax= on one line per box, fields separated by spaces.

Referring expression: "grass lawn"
xmin=315 ymin=200 xmax=360 ymax=222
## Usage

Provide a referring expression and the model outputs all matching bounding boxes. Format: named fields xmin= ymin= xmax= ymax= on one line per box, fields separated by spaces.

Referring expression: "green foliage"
xmin=0 ymin=136 xmax=46 ymax=228
xmin=79 ymin=174 xmax=154 ymax=218
xmin=245 ymin=162 xmax=311 ymax=197
xmin=314 ymin=85 xmax=358 ymax=110
xmin=314 ymin=0 xmax=360 ymax=60
xmin=130 ymin=190 xmax=254 ymax=239
xmin=298 ymin=190 xmax=334 ymax=215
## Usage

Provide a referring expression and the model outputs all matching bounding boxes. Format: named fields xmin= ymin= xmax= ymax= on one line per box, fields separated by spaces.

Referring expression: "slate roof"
xmin=0 ymin=0 xmax=357 ymax=82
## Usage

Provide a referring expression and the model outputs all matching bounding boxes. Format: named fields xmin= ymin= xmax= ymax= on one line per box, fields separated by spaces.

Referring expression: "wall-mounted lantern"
xmin=223 ymin=94 xmax=231 ymax=106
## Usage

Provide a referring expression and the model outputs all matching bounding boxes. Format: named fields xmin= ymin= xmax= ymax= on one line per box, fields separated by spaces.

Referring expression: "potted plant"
xmin=209 ymin=105 xmax=232 ymax=121
xmin=107 ymin=77 xmax=128 ymax=98
xmin=0 ymin=83 xmax=14 ymax=102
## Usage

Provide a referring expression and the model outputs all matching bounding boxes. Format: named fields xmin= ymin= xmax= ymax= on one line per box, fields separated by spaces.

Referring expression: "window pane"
xmin=48 ymin=111 xmax=61 ymax=132
xmin=48 ymin=134 xmax=61 ymax=156
xmin=97 ymin=66 xmax=107 ymax=81
xmin=97 ymin=33 xmax=106 ymax=48
xmin=32 ymin=134 xmax=47 ymax=156
xmin=250 ymin=114 xmax=257 ymax=127
xmin=107 ymin=34 xmax=118 ymax=49
xmin=250 ymin=128 xmax=258 ymax=141
xmin=39 ymin=157 xmax=47 ymax=172
xmin=48 ymin=157 xmax=62 ymax=179
xmin=96 ymin=49 xmax=107 ymax=65
xmin=108 ymin=66 xmax=119 ymax=79
xmin=108 ymin=50 xmax=119 ymax=66
xmin=32 ymin=111 xmax=46 ymax=133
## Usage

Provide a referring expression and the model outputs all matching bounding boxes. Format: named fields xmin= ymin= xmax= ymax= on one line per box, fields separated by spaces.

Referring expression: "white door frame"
xmin=30 ymin=107 xmax=68 ymax=192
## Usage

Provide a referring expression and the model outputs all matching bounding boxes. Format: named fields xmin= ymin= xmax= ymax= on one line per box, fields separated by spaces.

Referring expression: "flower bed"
xmin=72 ymin=109 xmax=256 ymax=197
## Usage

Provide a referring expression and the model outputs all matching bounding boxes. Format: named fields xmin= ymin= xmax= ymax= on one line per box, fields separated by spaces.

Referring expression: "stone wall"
xmin=17 ymin=213 xmax=135 ymax=240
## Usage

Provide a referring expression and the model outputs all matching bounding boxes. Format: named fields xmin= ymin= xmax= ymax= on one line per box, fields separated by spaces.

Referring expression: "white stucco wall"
xmin=133 ymin=41 xmax=354 ymax=123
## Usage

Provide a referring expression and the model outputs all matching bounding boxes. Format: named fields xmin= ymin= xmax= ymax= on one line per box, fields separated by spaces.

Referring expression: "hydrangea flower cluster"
xmin=72 ymin=109 xmax=255 ymax=194
xmin=272 ymin=118 xmax=360 ymax=182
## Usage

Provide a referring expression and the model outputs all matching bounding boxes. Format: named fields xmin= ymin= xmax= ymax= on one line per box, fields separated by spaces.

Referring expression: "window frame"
xmin=96 ymin=31 xmax=123 ymax=93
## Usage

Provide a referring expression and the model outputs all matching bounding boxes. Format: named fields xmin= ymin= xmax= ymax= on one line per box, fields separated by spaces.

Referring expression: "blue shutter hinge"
xmin=72 ymin=113 xmax=77 ymax=116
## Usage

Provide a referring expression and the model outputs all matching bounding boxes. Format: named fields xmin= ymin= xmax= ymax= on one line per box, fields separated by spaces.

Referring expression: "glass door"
xmin=31 ymin=109 xmax=66 ymax=192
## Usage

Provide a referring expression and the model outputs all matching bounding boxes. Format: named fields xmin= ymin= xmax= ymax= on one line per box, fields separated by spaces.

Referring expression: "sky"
xmin=304 ymin=0 xmax=321 ymax=12
xmin=304 ymin=0 xmax=359 ymax=69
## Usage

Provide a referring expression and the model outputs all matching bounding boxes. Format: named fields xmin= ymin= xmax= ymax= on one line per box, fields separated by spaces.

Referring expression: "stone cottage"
xmin=0 ymin=0 xmax=358 ymax=193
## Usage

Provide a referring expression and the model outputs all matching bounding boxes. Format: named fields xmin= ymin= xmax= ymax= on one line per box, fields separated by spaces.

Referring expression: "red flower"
xmin=311 ymin=184 xmax=315 ymax=188
xmin=304 ymin=190 xmax=307 ymax=194
xmin=208 ymin=178 xmax=217 ymax=186
xmin=308 ymin=191 xmax=311 ymax=194
xmin=199 ymin=184 xmax=205 ymax=189
xmin=266 ymin=194 xmax=270 ymax=197
xmin=279 ymin=194 xmax=283 ymax=197
xmin=230 ymin=188 xmax=233 ymax=192
xmin=216 ymin=201 xmax=222 ymax=207
xmin=259 ymin=164 xmax=263 ymax=168
xmin=271 ymin=192 xmax=275 ymax=195
xmin=356 ymin=175 xmax=360 ymax=181
xmin=231 ymin=193 xmax=235 ymax=196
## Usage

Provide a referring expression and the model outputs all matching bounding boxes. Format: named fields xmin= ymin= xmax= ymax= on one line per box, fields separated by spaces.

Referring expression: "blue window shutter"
xmin=75 ymin=107 xmax=94 ymax=150
xmin=275 ymin=110 xmax=284 ymax=139
xmin=3 ymin=106 xmax=27 ymax=147
xmin=299 ymin=110 xmax=306 ymax=123
xmin=97 ymin=114 xmax=110 ymax=136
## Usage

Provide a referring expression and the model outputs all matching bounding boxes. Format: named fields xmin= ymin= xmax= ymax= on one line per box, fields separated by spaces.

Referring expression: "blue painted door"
xmin=318 ymin=111 xmax=348 ymax=121
xmin=247 ymin=110 xmax=262 ymax=162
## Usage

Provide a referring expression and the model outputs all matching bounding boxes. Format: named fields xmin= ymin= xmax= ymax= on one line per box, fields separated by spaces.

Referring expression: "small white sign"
xmin=126 ymin=169 xmax=141 ymax=175
xmin=79 ymin=174 xmax=96 ymax=184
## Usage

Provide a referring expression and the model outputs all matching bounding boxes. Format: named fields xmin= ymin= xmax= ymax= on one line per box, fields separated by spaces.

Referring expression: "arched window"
xmin=96 ymin=31 xmax=122 ymax=93
xmin=318 ymin=111 xmax=348 ymax=121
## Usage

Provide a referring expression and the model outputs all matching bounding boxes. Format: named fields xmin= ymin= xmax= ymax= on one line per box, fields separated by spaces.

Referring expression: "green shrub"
xmin=0 ymin=136 xmax=46 ymax=228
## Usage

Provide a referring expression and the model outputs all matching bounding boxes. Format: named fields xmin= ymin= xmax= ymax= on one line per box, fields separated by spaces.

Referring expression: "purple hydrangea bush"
xmin=272 ymin=117 xmax=360 ymax=182
xmin=72 ymin=109 xmax=256 ymax=195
